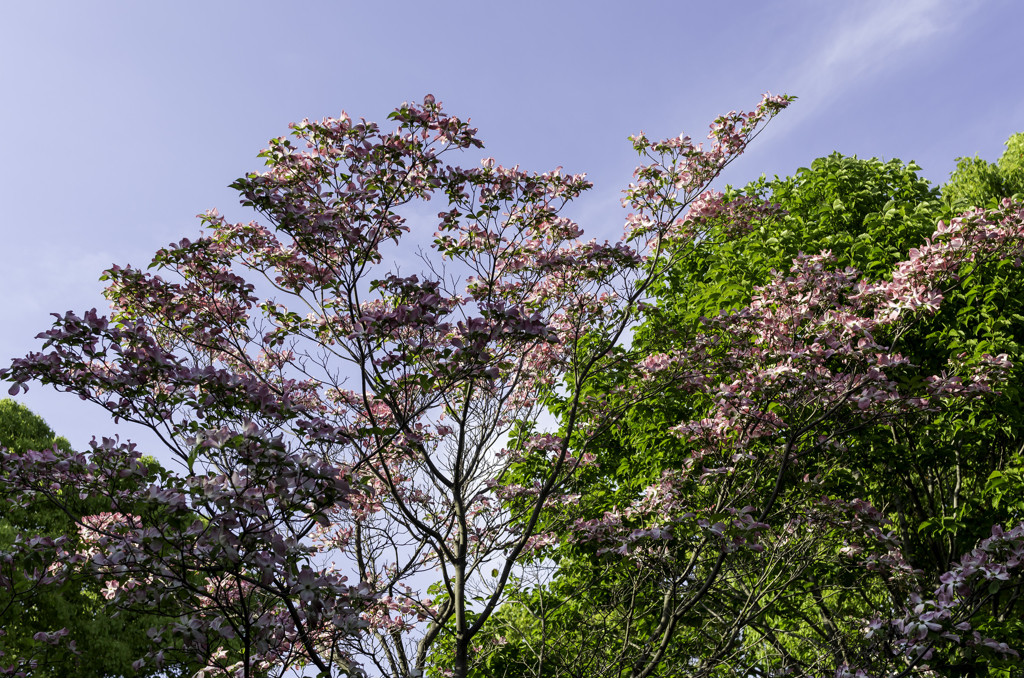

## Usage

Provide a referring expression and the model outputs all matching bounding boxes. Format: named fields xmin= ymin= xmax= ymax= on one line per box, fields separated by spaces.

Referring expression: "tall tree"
xmin=1 ymin=93 xmax=796 ymax=678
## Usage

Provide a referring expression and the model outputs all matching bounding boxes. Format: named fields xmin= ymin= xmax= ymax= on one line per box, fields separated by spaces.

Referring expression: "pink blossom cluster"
xmin=855 ymin=200 xmax=1024 ymax=324
xmin=622 ymin=93 xmax=795 ymax=256
xmin=678 ymin=189 xmax=786 ymax=240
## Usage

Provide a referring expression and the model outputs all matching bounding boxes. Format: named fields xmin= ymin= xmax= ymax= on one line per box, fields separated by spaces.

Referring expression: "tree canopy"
xmin=470 ymin=140 xmax=1024 ymax=678
xmin=3 ymin=98 xmax=1024 ymax=678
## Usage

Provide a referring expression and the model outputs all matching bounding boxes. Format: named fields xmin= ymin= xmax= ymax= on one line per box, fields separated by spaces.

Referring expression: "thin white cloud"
xmin=786 ymin=0 xmax=976 ymax=118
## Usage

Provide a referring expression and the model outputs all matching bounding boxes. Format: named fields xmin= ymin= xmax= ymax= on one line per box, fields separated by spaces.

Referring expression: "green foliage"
xmin=681 ymin=150 xmax=1024 ymax=674
xmin=943 ymin=155 xmax=1006 ymax=212
xmin=0 ymin=399 xmax=74 ymax=456
xmin=0 ymin=400 xmax=191 ymax=677
xmin=943 ymin=132 xmax=1024 ymax=212
xmin=999 ymin=133 xmax=1024 ymax=198
xmin=642 ymin=152 xmax=941 ymax=345
xmin=466 ymin=144 xmax=1024 ymax=677
xmin=698 ymin=151 xmax=1024 ymax=674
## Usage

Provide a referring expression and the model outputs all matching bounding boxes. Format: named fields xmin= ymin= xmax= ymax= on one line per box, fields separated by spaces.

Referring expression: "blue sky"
xmin=2 ymin=0 xmax=1022 ymax=455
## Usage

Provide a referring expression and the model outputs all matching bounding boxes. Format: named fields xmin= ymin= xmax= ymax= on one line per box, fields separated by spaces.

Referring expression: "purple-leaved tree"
xmin=1 ymin=93 xmax=793 ymax=677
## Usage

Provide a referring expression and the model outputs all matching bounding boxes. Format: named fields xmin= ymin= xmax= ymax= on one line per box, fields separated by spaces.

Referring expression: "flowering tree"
xmin=0 ymin=93 xmax=795 ymax=677
xmin=646 ymin=154 xmax=1024 ymax=675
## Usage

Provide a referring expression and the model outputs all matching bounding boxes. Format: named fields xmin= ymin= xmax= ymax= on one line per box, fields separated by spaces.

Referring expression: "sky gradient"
xmin=2 ymin=0 xmax=1022 ymax=457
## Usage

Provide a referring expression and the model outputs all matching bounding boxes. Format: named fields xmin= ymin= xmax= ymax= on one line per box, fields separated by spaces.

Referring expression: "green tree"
xmin=0 ymin=399 xmax=193 ymax=677
xmin=468 ymin=149 xmax=1024 ymax=677
xmin=642 ymin=152 xmax=941 ymax=337
xmin=646 ymin=148 xmax=1024 ymax=575
xmin=944 ymin=133 xmax=1024 ymax=212
xmin=660 ymin=152 xmax=1024 ymax=676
